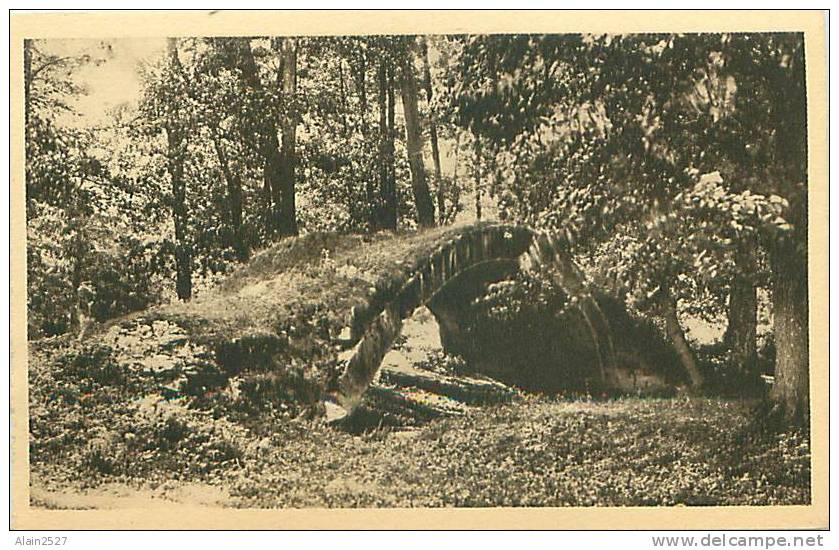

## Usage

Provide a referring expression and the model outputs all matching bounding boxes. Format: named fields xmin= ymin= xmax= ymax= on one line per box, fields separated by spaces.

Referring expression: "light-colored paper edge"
xmin=8 ymin=9 xmax=828 ymax=530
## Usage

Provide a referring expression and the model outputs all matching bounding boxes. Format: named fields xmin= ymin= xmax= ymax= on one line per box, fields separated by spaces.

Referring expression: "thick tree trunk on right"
xmin=725 ymin=240 xmax=758 ymax=382
xmin=764 ymin=38 xmax=809 ymax=428
xmin=769 ymin=228 xmax=810 ymax=427
xmin=398 ymin=41 xmax=435 ymax=228
xmin=660 ymin=288 xmax=703 ymax=388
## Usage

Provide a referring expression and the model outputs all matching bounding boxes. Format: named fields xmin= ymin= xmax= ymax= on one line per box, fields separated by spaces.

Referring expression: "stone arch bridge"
xmin=329 ymin=222 xmax=683 ymax=417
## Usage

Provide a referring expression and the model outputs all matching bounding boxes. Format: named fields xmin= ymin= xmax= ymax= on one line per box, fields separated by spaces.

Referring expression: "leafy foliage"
xmin=25 ymin=36 xmax=455 ymax=337
xmin=454 ymin=33 xmax=808 ymax=395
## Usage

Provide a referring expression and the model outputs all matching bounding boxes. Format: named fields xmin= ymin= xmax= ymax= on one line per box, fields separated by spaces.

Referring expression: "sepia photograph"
xmin=9 ymin=9 xmax=828 ymax=530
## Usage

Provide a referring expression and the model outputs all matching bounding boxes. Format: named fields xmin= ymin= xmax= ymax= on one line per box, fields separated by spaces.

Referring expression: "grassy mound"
xmin=28 ymin=224 xmax=511 ymax=485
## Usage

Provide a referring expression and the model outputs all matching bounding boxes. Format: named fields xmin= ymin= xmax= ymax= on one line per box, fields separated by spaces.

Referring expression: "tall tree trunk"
xmin=356 ymin=45 xmax=368 ymax=138
xmin=448 ymin=132 xmax=461 ymax=224
xmin=166 ymin=38 xmax=192 ymax=301
xmin=262 ymin=144 xmax=282 ymax=236
xmin=68 ymin=222 xmax=86 ymax=333
xmin=421 ymin=38 xmax=444 ymax=224
xmin=380 ymin=62 xmax=398 ymax=231
xmin=490 ymin=149 xmax=503 ymax=199
xmin=277 ymin=38 xmax=299 ymax=237
xmin=371 ymin=59 xmax=387 ymax=231
xmin=769 ymin=239 xmax=809 ymax=427
xmin=660 ymin=287 xmax=703 ymax=388
xmin=338 ymin=58 xmax=349 ymax=136
xmin=212 ymin=136 xmax=248 ymax=262
xmin=356 ymin=46 xmax=374 ymax=231
xmin=768 ymin=184 xmax=809 ymax=427
xmin=765 ymin=39 xmax=809 ymax=428
xmin=725 ymin=239 xmax=758 ymax=382
xmin=399 ymin=40 xmax=435 ymax=228
xmin=473 ymin=135 xmax=482 ymax=221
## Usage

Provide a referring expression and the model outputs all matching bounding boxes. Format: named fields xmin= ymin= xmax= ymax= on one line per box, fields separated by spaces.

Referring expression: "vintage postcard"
xmin=9 ymin=10 xmax=828 ymax=530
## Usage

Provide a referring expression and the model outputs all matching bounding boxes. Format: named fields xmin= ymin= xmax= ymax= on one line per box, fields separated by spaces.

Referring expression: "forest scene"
xmin=25 ymin=31 xmax=812 ymax=509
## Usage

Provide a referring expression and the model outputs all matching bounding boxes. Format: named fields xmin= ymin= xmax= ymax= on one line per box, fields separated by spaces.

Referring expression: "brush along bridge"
xmin=330 ymin=223 xmax=621 ymax=417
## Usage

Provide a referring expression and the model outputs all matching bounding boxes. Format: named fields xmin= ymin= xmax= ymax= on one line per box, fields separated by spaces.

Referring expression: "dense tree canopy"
xmin=455 ymin=32 xmax=809 ymax=424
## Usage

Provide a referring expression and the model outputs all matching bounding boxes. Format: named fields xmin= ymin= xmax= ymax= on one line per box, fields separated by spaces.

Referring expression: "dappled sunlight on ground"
xmin=381 ymin=307 xmax=442 ymax=372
